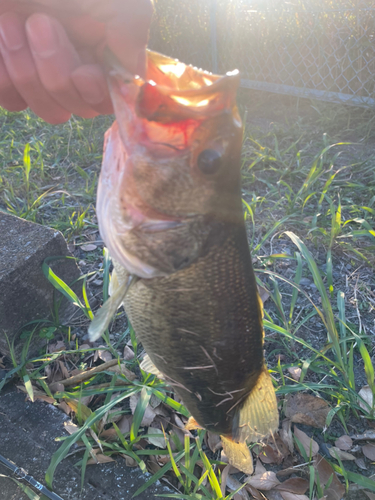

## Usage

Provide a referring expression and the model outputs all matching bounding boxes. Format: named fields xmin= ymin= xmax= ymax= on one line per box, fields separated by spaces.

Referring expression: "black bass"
xmin=89 ymin=51 xmax=278 ymax=474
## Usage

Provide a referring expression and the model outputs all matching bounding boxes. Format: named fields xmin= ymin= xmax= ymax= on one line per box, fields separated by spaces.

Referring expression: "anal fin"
xmin=235 ymin=366 xmax=279 ymax=443
xmin=221 ymin=436 xmax=253 ymax=474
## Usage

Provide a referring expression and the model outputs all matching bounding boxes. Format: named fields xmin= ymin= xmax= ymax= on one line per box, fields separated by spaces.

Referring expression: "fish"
xmin=89 ymin=50 xmax=279 ymax=474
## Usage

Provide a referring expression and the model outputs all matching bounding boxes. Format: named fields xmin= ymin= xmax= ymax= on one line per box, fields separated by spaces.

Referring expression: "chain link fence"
xmin=149 ymin=0 xmax=375 ymax=108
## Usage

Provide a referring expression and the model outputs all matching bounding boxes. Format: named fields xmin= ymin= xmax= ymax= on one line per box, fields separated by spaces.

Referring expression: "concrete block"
xmin=0 ymin=212 xmax=83 ymax=358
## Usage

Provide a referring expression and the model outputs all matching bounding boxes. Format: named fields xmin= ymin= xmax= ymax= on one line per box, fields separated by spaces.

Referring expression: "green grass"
xmin=1 ymin=99 xmax=375 ymax=499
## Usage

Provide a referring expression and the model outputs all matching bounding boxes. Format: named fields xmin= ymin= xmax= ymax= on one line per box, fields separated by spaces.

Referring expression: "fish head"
xmin=97 ymin=51 xmax=243 ymax=278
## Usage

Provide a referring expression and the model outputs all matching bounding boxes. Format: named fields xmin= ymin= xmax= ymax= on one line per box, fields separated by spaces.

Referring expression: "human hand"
xmin=0 ymin=0 xmax=153 ymax=123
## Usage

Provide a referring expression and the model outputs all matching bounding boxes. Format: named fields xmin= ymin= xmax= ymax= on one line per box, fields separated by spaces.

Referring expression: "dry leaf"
xmin=287 ymin=367 xmax=302 ymax=381
xmin=358 ymin=386 xmax=373 ymax=413
xmin=258 ymin=444 xmax=282 ymax=464
xmin=146 ymin=428 xmax=166 ymax=448
xmin=117 ymin=414 xmax=133 ymax=435
xmin=123 ymin=454 xmax=138 ymax=467
xmin=57 ymin=401 xmax=71 ymax=415
xmin=294 ymin=427 xmax=319 ymax=457
xmin=334 ymin=435 xmax=352 ymax=451
xmin=79 ymin=343 xmax=91 ymax=350
xmin=64 ymin=421 xmax=79 ymax=435
xmin=81 ymin=244 xmax=97 ymax=252
xmin=355 ymin=457 xmax=367 ymax=470
xmin=108 ymin=363 xmax=136 ymax=381
xmin=254 ymin=459 xmax=267 ymax=475
xmin=48 ymin=341 xmax=66 ymax=353
xmin=280 ymin=419 xmax=294 ymax=454
xmin=246 ymin=471 xmax=280 ymax=491
xmin=328 ymin=446 xmax=355 ymax=461
xmin=265 ymin=490 xmax=284 ymax=500
xmin=257 ymin=284 xmax=270 ymax=304
xmin=100 ymin=428 xmax=118 ymax=441
xmin=313 ymin=454 xmax=345 ymax=500
xmin=48 ymin=382 xmax=64 ymax=394
xmin=96 ymin=349 xmax=112 ymax=363
xmin=207 ymin=431 xmax=222 ymax=452
xmin=220 ymin=464 xmax=231 ymax=496
xmin=130 ymin=394 xmax=156 ymax=427
xmin=280 ymin=493 xmax=309 ymax=500
xmin=275 ymin=478 xmax=309 ymax=495
xmin=87 ymin=454 xmax=115 ymax=465
xmin=362 ymin=443 xmax=375 ymax=461
xmin=364 ymin=491 xmax=375 ymax=500
xmin=123 ymin=346 xmax=134 ymax=360
xmin=226 ymin=475 xmax=250 ymax=500
xmin=285 ymin=394 xmax=330 ymax=428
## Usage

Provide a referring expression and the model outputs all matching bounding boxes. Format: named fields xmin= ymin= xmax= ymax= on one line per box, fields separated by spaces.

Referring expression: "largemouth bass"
xmin=89 ymin=51 xmax=278 ymax=473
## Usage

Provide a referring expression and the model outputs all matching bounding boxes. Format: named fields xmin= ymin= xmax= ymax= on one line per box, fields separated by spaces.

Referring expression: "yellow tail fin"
xmin=235 ymin=366 xmax=279 ymax=443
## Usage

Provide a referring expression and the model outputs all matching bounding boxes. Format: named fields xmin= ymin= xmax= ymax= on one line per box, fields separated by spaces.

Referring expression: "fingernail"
xmin=0 ymin=16 xmax=24 ymax=51
xmin=26 ymin=14 xmax=60 ymax=58
xmin=73 ymin=73 xmax=104 ymax=105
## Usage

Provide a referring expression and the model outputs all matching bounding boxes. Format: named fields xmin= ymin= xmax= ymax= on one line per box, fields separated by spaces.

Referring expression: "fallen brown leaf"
xmin=81 ymin=244 xmax=97 ymax=252
xmin=48 ymin=382 xmax=64 ymax=394
xmin=328 ymin=446 xmax=355 ymax=461
xmin=226 ymin=475 xmax=250 ymax=500
xmin=285 ymin=394 xmax=330 ymax=428
xmin=79 ymin=343 xmax=91 ymax=350
xmin=122 ymin=454 xmax=138 ymax=467
xmin=64 ymin=421 xmax=79 ymax=435
xmin=94 ymin=348 xmax=112 ymax=363
xmin=279 ymin=493 xmax=309 ymax=500
xmin=123 ymin=345 xmax=134 ymax=360
xmin=207 ymin=431 xmax=222 ymax=452
xmin=258 ymin=443 xmax=283 ymax=465
xmin=117 ymin=414 xmax=133 ymax=435
xmin=275 ymin=478 xmax=309 ymax=495
xmin=146 ymin=428 xmax=166 ymax=448
xmin=362 ymin=443 xmax=375 ymax=461
xmin=257 ymin=284 xmax=270 ymax=304
xmin=220 ymin=465 xmax=231 ymax=497
xmin=358 ymin=386 xmax=373 ymax=413
xmin=294 ymin=427 xmax=319 ymax=457
xmin=129 ymin=395 xmax=156 ymax=427
xmin=280 ymin=419 xmax=294 ymax=455
xmin=107 ymin=363 xmax=136 ymax=381
xmin=57 ymin=401 xmax=71 ymax=415
xmin=48 ymin=341 xmax=66 ymax=353
xmin=255 ymin=459 xmax=267 ymax=475
xmin=287 ymin=367 xmax=302 ymax=382
xmin=247 ymin=471 xmax=280 ymax=491
xmin=355 ymin=457 xmax=367 ymax=470
xmin=313 ymin=454 xmax=345 ymax=500
xmin=87 ymin=453 xmax=115 ymax=465
xmin=334 ymin=435 xmax=352 ymax=451
xmin=100 ymin=428 xmax=118 ymax=441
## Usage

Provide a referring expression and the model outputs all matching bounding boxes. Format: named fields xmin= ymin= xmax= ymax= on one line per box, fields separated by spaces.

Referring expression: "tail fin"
xmin=235 ymin=366 xmax=279 ymax=444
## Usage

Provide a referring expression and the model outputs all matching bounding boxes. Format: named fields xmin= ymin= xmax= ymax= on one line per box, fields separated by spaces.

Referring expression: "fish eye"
xmin=197 ymin=149 xmax=222 ymax=175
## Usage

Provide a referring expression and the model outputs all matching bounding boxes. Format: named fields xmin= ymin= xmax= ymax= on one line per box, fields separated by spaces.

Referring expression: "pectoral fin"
xmin=235 ymin=366 xmax=279 ymax=443
xmin=221 ymin=436 xmax=253 ymax=474
xmin=88 ymin=274 xmax=138 ymax=341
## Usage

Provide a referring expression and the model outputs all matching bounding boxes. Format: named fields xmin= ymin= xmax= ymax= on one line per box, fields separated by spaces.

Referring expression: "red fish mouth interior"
xmin=108 ymin=51 xmax=240 ymax=153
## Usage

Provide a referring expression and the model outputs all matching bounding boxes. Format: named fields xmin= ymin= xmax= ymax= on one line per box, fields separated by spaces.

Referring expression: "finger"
xmin=106 ymin=0 xmax=153 ymax=79
xmin=71 ymin=64 xmax=113 ymax=114
xmin=0 ymin=12 xmax=71 ymax=124
xmin=26 ymin=13 xmax=98 ymax=119
xmin=0 ymin=51 xmax=27 ymax=111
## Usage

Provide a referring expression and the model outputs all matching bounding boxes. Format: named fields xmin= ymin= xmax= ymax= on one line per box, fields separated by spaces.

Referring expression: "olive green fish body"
xmin=122 ymin=222 xmax=263 ymax=437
